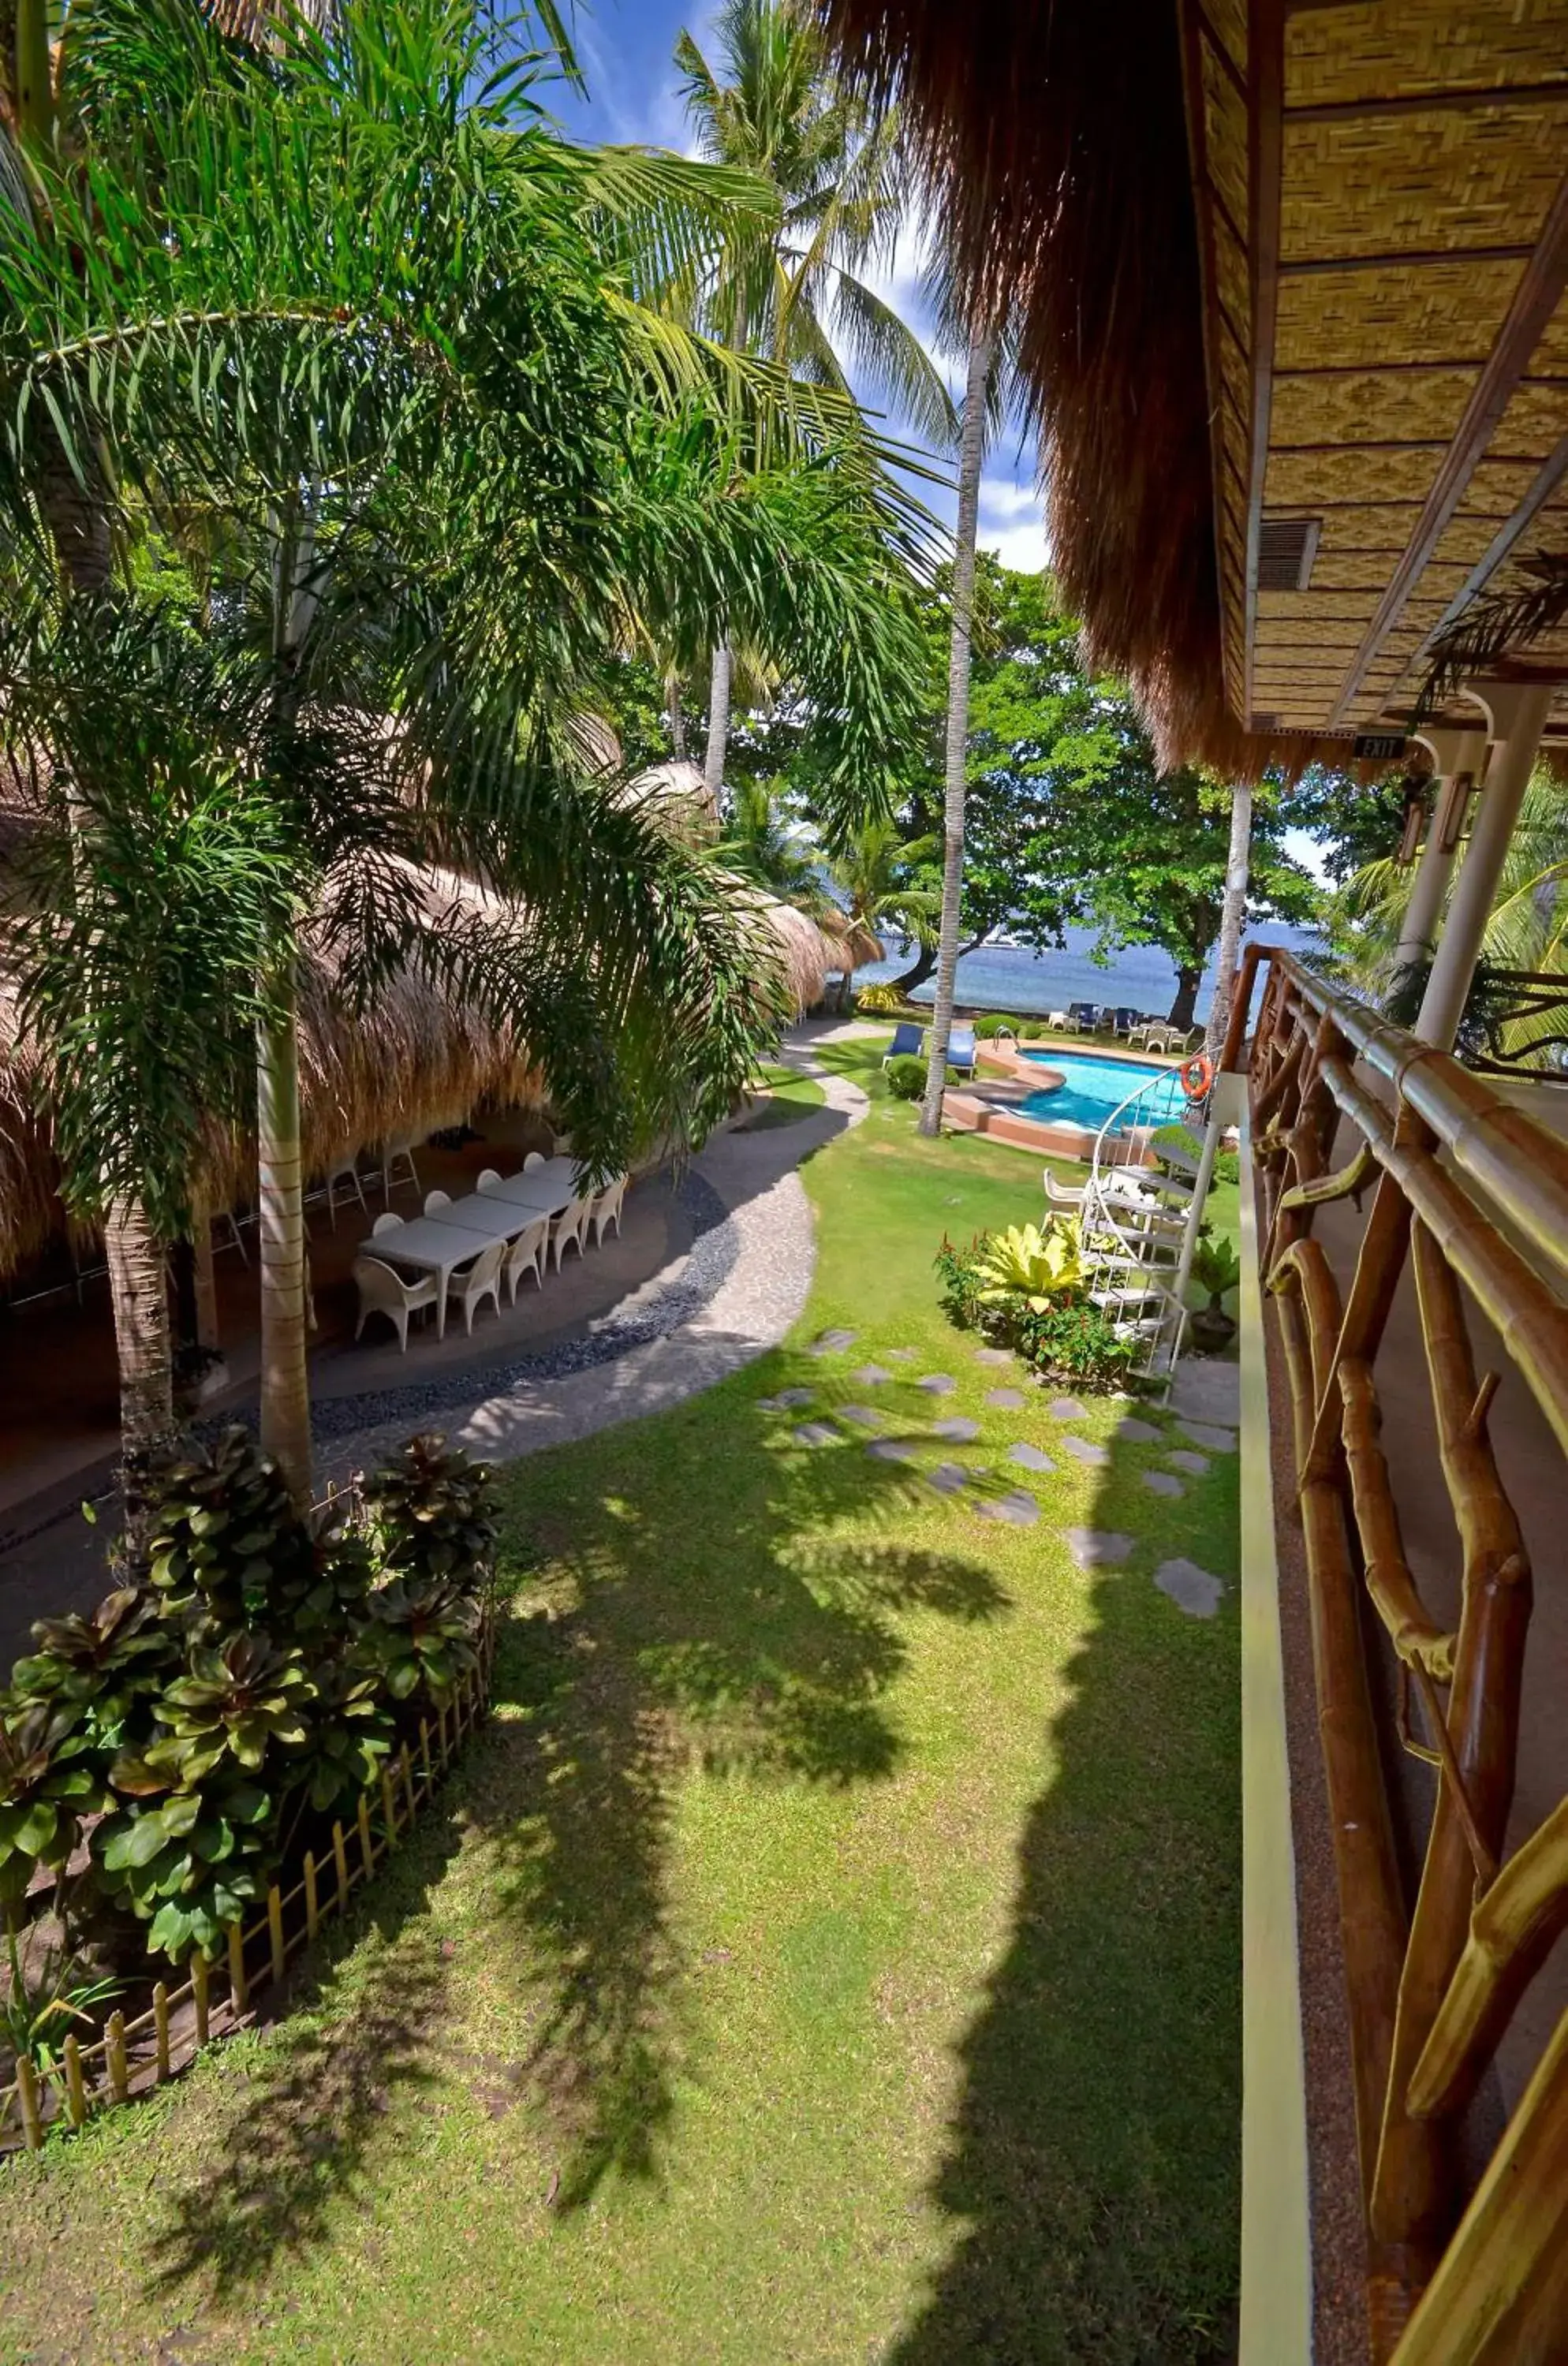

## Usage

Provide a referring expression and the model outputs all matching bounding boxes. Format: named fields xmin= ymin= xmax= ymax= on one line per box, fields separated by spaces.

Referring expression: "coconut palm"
xmin=718 ymin=779 xmax=831 ymax=913
xmin=828 ymin=817 xmax=941 ymax=1004
xmin=676 ymin=0 xmax=955 ymax=792
xmin=0 ymin=0 xmax=931 ymax=1513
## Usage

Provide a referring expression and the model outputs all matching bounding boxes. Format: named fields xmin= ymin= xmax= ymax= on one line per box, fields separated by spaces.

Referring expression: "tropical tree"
xmin=675 ymin=0 xmax=954 ymax=789
xmin=828 ymin=818 xmax=940 ymax=1002
xmin=717 ymin=779 xmax=831 ymax=913
xmin=0 ymin=0 xmax=930 ymax=1516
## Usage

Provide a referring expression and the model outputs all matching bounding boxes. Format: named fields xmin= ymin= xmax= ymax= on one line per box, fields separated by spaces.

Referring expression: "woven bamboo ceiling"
xmin=1184 ymin=0 xmax=1568 ymax=750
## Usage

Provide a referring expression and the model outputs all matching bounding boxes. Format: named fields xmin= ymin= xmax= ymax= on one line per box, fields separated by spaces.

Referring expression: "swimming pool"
xmin=1017 ymin=1050 xmax=1189 ymax=1133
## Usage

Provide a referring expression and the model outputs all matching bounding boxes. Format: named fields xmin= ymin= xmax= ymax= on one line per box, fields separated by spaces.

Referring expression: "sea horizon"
xmin=853 ymin=920 xmax=1323 ymax=1025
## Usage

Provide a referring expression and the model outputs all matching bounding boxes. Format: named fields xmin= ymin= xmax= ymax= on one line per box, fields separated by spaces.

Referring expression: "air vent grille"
xmin=1251 ymin=711 xmax=1282 ymax=731
xmin=1256 ymin=515 xmax=1321 ymax=592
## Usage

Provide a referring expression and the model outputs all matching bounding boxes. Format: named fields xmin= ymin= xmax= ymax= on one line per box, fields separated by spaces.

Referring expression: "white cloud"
xmin=980 ymin=521 xmax=1051 ymax=573
xmin=978 ymin=478 xmax=1043 ymax=524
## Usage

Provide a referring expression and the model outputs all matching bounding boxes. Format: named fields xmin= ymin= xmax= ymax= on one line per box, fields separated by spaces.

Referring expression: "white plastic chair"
xmin=325 ymin=1155 xmax=368 ymax=1229
xmin=382 ymin=1136 xmax=420 ymax=1198
xmin=549 ymin=1196 xmax=591 ymax=1271
xmin=212 ymin=1208 xmax=249 ymax=1267
xmin=353 ymin=1256 xmax=438 ymax=1353
xmin=505 ymin=1213 xmax=551 ymax=1301
xmin=522 ymin=1151 xmax=546 ymax=1173
xmin=1043 ymin=1169 xmax=1088 ymax=1211
xmin=589 ymin=1176 xmax=627 ymax=1247
xmin=551 ymin=1131 xmax=574 ymax=1158
xmin=476 ymin=1168 xmax=503 ymax=1193
xmin=424 ymin=1189 xmax=451 ymax=1215
xmin=371 ymin=1210 xmax=405 ymax=1238
xmin=446 ymin=1238 xmax=506 ymax=1334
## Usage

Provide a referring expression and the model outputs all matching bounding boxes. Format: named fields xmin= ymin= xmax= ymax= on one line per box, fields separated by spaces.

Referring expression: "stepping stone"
xmin=839 ymin=1405 xmax=883 ymax=1429
xmin=793 ymin=1422 xmax=837 ymax=1447
xmin=867 ymin=1439 xmax=918 ymax=1465
xmin=917 ymin=1374 xmax=957 ymax=1396
xmin=927 ymin=1462 xmax=969 ymax=1497
xmin=1009 ymin=1442 xmax=1056 ymax=1475
xmin=1167 ymin=1449 xmax=1210 ymax=1478
xmin=977 ymin=1489 xmax=1039 ymax=1527
xmin=986 ymin=1388 xmax=1026 ymax=1410
xmin=851 ymin=1364 xmax=893 ymax=1386
xmin=974 ymin=1347 xmax=1014 ymax=1368
xmin=931 ymin=1416 xmax=980 ymax=1443
xmin=1048 ymin=1397 xmax=1088 ymax=1421
xmin=1170 ymin=1361 xmax=1241 ymax=1427
xmin=1059 ymin=1434 xmax=1109 ymax=1468
xmin=758 ymin=1387 xmax=813 ymax=1411
xmin=1061 ymin=1528 xmax=1136 ymax=1569
xmin=809 ymin=1328 xmax=857 ymax=1356
xmin=1178 ymin=1420 xmax=1238 ymax=1454
xmin=1154 ymin=1558 xmax=1225 ymax=1618
xmin=1141 ymin=1469 xmax=1185 ymax=1498
xmin=1114 ymin=1417 xmax=1163 ymax=1445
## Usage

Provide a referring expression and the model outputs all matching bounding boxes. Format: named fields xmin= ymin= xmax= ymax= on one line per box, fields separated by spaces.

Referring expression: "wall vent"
xmin=1256 ymin=515 xmax=1321 ymax=592
xmin=1251 ymin=711 xmax=1282 ymax=731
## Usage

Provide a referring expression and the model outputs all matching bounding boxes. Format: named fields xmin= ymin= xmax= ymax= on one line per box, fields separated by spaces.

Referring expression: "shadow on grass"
xmin=459 ymin=1366 xmax=1011 ymax=2212
xmin=890 ymin=1413 xmax=1243 ymax=2366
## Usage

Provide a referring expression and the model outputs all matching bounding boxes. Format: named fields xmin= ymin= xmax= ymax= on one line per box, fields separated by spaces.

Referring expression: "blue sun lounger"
xmin=882 ymin=1021 xmax=925 ymax=1065
xmin=947 ymin=1026 xmax=977 ymax=1077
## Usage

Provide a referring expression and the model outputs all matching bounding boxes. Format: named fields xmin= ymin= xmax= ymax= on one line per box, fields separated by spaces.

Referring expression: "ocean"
xmin=854 ymin=922 xmax=1323 ymax=1025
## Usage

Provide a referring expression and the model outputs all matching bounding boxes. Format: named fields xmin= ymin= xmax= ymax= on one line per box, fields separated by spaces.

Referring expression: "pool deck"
xmin=944 ymin=1041 xmax=1182 ymax=1165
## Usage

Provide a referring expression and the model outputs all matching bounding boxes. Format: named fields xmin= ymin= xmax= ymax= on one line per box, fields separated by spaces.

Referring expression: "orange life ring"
xmin=1179 ymin=1053 xmax=1215 ymax=1099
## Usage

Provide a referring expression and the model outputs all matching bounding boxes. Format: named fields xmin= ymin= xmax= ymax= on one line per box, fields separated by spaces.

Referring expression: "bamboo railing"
xmin=0 ymin=1618 xmax=495 ymax=2153
xmin=1229 ymin=946 xmax=1568 ymax=2364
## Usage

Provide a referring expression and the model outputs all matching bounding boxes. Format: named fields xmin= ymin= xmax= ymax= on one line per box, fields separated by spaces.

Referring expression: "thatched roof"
xmin=818 ymin=0 xmax=1568 ymax=772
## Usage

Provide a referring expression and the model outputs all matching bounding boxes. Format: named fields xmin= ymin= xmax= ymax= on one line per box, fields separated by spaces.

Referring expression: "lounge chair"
xmin=353 ymin=1255 xmax=438 ymax=1353
xmin=445 ymin=1238 xmax=506 ymax=1334
xmin=882 ymin=1021 xmax=924 ymax=1065
xmin=947 ymin=1025 xmax=977 ymax=1078
xmin=1111 ymin=1006 xmax=1141 ymax=1039
xmin=1067 ymin=1001 xmax=1100 ymax=1033
xmin=505 ymin=1213 xmax=551 ymax=1301
xmin=590 ymin=1175 xmax=628 ymax=1246
xmin=371 ymin=1210 xmax=406 ymax=1238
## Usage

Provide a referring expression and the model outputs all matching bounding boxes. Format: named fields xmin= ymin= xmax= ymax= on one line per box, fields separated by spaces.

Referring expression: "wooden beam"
xmin=1330 ymin=171 xmax=1568 ymax=724
xmin=1193 ymin=0 xmax=1247 ymax=101
xmin=1281 ymin=244 xmax=1535 ymax=277
xmin=1179 ymin=0 xmax=1238 ymax=718
xmin=1288 ymin=81 xmax=1568 ymax=127
xmin=1410 ymin=434 xmax=1568 ymax=661
xmin=1244 ymin=0 xmax=1287 ymax=724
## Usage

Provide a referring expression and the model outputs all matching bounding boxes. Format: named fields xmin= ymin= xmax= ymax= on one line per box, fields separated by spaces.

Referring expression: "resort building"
xmin=820 ymin=2 xmax=1568 ymax=2360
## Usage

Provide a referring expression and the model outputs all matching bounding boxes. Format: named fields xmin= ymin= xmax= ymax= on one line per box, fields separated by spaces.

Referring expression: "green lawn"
xmin=742 ymin=1059 xmax=828 ymax=1129
xmin=0 ymin=1036 xmax=1241 ymax=2366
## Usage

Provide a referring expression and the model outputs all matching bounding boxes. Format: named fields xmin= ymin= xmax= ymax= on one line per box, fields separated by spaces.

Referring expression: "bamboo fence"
xmin=1227 ymin=944 xmax=1568 ymax=2364
xmin=0 ymin=1618 xmax=495 ymax=2155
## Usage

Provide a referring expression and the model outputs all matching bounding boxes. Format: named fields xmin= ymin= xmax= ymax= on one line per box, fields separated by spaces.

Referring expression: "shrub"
xmin=1191 ymin=1235 xmax=1243 ymax=1304
xmin=1016 ymin=1297 xmax=1141 ymax=1389
xmin=975 ymin=1218 xmax=1085 ymax=1311
xmin=885 ymin=1054 xmax=926 ymax=1100
xmin=935 ymin=1226 xmax=1137 ymax=1390
xmin=1017 ymin=1020 xmax=1049 ymax=1042
xmin=854 ymin=982 xmax=902 ymax=1015
xmin=973 ymin=1013 xmax=1015 ymax=1039
xmin=935 ymin=1233 xmax=989 ymax=1328
xmin=1 ymin=1428 xmax=497 ymax=1965
xmin=1149 ymin=1124 xmax=1240 ymax=1190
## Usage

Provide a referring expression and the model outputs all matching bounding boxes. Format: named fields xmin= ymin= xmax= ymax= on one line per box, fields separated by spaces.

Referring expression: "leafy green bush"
xmin=854 ymin=982 xmax=902 ymax=1015
xmin=1191 ymin=1236 xmax=1243 ymax=1304
xmin=935 ymin=1227 xmax=1138 ymax=1390
xmin=1149 ymin=1124 xmax=1240 ymax=1189
xmin=975 ymin=1218 xmax=1085 ymax=1311
xmin=0 ymin=1428 xmax=496 ymax=1965
xmin=973 ymin=1013 xmax=1015 ymax=1039
xmin=934 ymin=1233 xmax=988 ymax=1328
xmin=1016 ymin=1299 xmax=1141 ymax=1389
xmin=1017 ymin=1020 xmax=1049 ymax=1042
xmin=885 ymin=1054 xmax=926 ymax=1101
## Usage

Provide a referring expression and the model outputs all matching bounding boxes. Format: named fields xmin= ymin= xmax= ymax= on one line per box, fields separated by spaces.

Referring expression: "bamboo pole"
xmin=380 ymin=1767 xmax=398 ymax=1848
xmin=16 ymin=2057 xmax=42 ymax=2151
xmin=304 ymin=1850 xmax=319 ymax=1942
xmin=1338 ymin=1360 xmax=1454 ymax=1679
xmin=106 ymin=2011 xmax=129 ymax=2103
xmin=357 ymin=1792 xmax=375 ymax=1875
xmin=153 ymin=1982 xmax=170 ymax=2082
xmin=1305 ymin=1170 xmax=1417 ymax=1484
xmin=267 ymin=1886 xmax=286 ymax=1985
xmin=419 ymin=1715 xmax=432 ymax=1782
xmin=63 ymin=2034 xmax=86 ymax=2128
xmin=1410 ymin=1799 xmax=1568 ymax=2123
xmin=192 ymin=1953 xmax=210 ymax=2047
xmin=228 ymin=1923 xmax=248 ymax=2015
xmin=332 ymin=1818 xmax=349 ymax=1908
xmin=401 ymin=1743 xmax=417 ymax=1826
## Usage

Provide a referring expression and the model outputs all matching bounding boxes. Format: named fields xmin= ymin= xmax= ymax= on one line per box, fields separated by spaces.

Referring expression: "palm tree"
xmin=676 ymin=0 xmax=955 ymax=792
xmin=828 ymin=818 xmax=941 ymax=1005
xmin=718 ymin=780 xmax=831 ymax=913
xmin=918 ymin=324 xmax=995 ymax=1136
xmin=0 ymin=0 xmax=932 ymax=1513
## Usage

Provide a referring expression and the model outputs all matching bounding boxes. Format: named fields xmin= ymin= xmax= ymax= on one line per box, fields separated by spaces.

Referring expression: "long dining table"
xmin=366 ymin=1162 xmax=584 ymax=1338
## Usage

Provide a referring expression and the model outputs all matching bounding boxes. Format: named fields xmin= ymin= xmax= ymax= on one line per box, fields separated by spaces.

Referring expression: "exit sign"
xmin=1353 ymin=732 xmax=1408 ymax=760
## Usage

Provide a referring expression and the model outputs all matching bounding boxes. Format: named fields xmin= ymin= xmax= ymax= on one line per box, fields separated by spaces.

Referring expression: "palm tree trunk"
xmin=920 ymin=329 xmax=994 ymax=1138
xmin=102 ymin=1200 xmax=176 ymax=1551
xmin=666 ymin=670 xmax=688 ymax=762
xmin=256 ymin=965 xmax=313 ymax=1504
xmin=1204 ymin=780 xmax=1253 ymax=1060
xmin=704 ymin=640 xmax=732 ymax=804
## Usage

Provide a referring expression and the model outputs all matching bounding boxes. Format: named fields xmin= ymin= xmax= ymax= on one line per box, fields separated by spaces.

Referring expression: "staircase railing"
xmin=1082 ymin=1063 xmax=1193 ymax=1375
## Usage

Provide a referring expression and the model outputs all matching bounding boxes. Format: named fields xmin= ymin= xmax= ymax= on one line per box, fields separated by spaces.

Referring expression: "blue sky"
xmin=538 ymin=2 xmax=1049 ymax=568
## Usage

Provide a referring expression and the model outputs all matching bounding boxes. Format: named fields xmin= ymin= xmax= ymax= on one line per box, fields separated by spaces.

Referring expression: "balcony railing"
xmin=1223 ymin=943 xmax=1568 ymax=2366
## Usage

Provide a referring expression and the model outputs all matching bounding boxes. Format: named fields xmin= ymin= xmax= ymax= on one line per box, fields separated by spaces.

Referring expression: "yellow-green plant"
xmin=976 ymin=1217 xmax=1085 ymax=1312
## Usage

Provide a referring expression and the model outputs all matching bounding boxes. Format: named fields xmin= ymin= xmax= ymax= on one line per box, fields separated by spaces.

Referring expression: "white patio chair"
xmin=353 ymin=1256 xmax=438 ymax=1353
xmin=446 ymin=1238 xmax=506 ymax=1334
xmin=522 ymin=1151 xmax=546 ymax=1173
xmin=381 ymin=1136 xmax=420 ymax=1198
xmin=505 ymin=1213 xmax=551 ymax=1301
xmin=589 ymin=1175 xmax=627 ymax=1247
xmin=371 ymin=1210 xmax=405 ymax=1238
xmin=551 ymin=1130 xmax=574 ymax=1157
xmin=324 ymin=1155 xmax=368 ymax=1229
xmin=476 ymin=1168 xmax=503 ymax=1193
xmin=212 ymin=1208 xmax=249 ymax=1267
xmin=1043 ymin=1169 xmax=1088 ymax=1210
xmin=549 ymin=1196 xmax=591 ymax=1271
xmin=424 ymin=1189 xmax=451 ymax=1215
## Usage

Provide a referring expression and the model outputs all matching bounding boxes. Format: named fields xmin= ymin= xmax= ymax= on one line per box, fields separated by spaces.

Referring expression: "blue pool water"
xmin=1017 ymin=1051 xmax=1189 ymax=1133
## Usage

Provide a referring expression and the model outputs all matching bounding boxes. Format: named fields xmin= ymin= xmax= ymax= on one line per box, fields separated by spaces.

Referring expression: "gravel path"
xmin=321 ymin=1031 xmax=870 ymax=1481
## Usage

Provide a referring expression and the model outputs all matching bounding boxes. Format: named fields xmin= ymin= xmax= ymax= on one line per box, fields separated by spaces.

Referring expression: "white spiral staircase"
xmin=1078 ymin=1068 xmax=1197 ymax=1378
